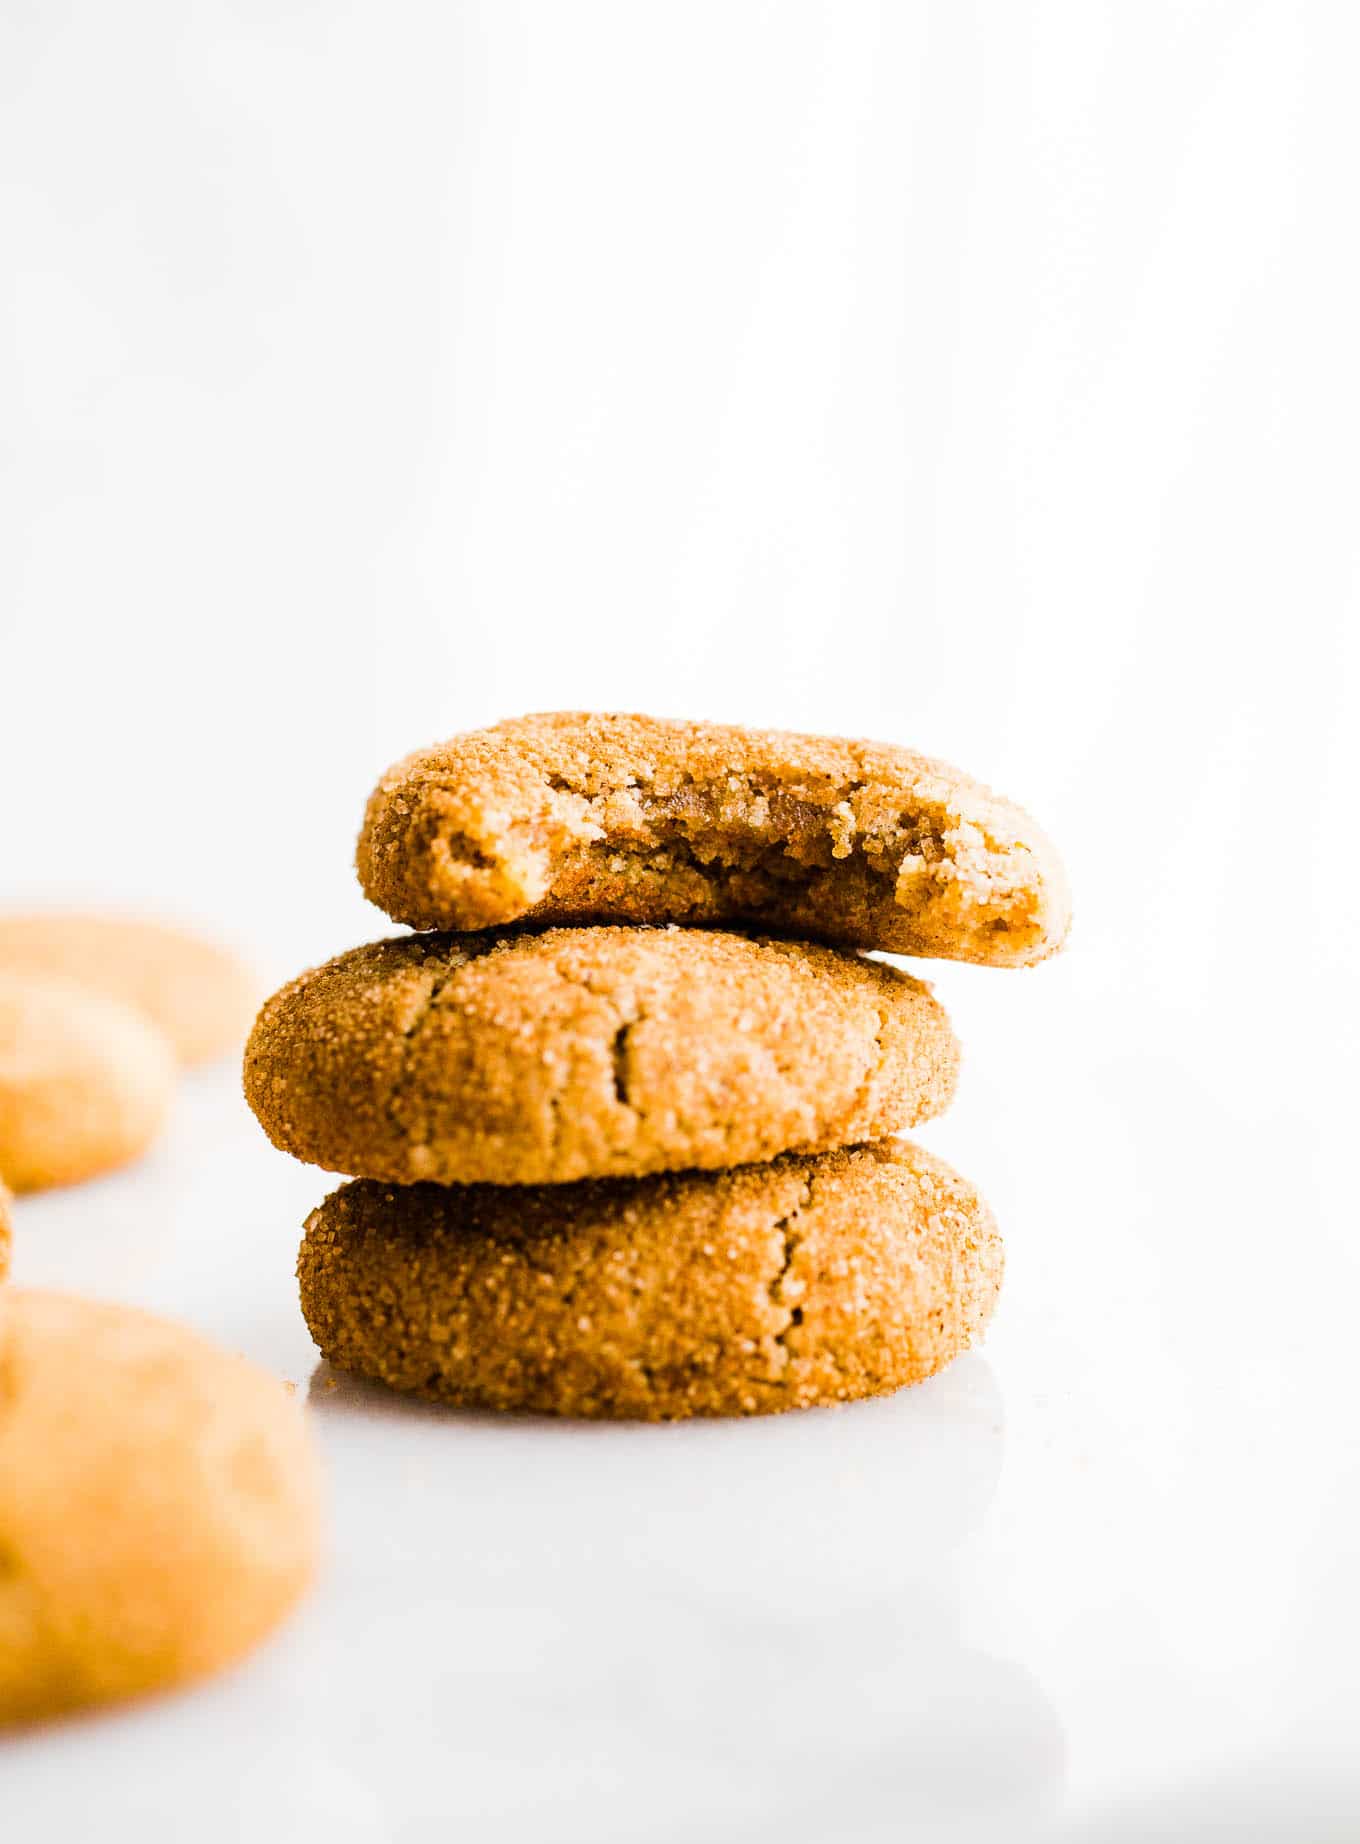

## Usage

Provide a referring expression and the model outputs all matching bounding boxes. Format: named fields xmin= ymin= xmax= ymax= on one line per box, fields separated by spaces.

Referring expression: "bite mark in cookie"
xmin=357 ymin=713 xmax=1069 ymax=965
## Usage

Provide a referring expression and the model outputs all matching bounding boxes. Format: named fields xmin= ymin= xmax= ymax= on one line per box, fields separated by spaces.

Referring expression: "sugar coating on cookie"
xmin=0 ymin=1289 xmax=322 ymax=1726
xmin=0 ymin=972 xmax=175 ymax=1193
xmin=298 ymin=1139 xmax=1002 ymax=1420
xmin=357 ymin=712 xmax=1069 ymax=965
xmin=246 ymin=926 xmax=960 ymax=1185
xmin=0 ymin=913 xmax=258 ymax=1066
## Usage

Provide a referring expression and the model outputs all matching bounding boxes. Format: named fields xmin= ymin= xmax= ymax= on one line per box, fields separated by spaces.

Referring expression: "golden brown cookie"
xmin=0 ymin=1181 xmax=11 ymax=1283
xmin=298 ymin=1139 xmax=1002 ymax=1420
xmin=357 ymin=712 xmax=1069 ymax=965
xmin=0 ymin=1289 xmax=322 ymax=1726
xmin=0 ymin=913 xmax=257 ymax=1066
xmin=245 ymin=926 xmax=959 ymax=1186
xmin=0 ymin=972 xmax=175 ymax=1193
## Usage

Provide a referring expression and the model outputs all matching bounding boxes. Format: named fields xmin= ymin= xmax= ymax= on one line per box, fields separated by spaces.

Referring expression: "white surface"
xmin=6 ymin=979 xmax=1358 ymax=1842
xmin=2 ymin=1 xmax=1358 ymax=1838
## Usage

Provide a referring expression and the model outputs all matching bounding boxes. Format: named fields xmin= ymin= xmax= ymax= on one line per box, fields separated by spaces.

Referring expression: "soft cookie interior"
xmin=357 ymin=713 xmax=1070 ymax=965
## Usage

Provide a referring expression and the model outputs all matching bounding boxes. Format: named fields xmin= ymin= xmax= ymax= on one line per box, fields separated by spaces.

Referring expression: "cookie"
xmin=245 ymin=926 xmax=959 ymax=1186
xmin=357 ymin=712 xmax=1069 ymax=965
xmin=0 ymin=1289 xmax=322 ymax=1726
xmin=0 ymin=1181 xmax=11 ymax=1283
xmin=0 ymin=972 xmax=175 ymax=1193
xmin=0 ymin=913 xmax=257 ymax=1066
xmin=298 ymin=1139 xmax=1002 ymax=1420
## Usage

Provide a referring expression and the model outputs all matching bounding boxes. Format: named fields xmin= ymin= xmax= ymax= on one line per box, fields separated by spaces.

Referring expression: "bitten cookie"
xmin=357 ymin=712 xmax=1069 ymax=965
xmin=298 ymin=1139 xmax=1002 ymax=1420
xmin=0 ymin=1289 xmax=322 ymax=1726
xmin=0 ymin=972 xmax=175 ymax=1193
xmin=245 ymin=926 xmax=959 ymax=1186
xmin=0 ymin=913 xmax=257 ymax=1066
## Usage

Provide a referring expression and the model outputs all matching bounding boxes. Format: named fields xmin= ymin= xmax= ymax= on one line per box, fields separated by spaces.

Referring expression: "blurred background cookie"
xmin=246 ymin=926 xmax=960 ymax=1185
xmin=298 ymin=1139 xmax=1002 ymax=1420
xmin=0 ymin=1180 xmax=11 ymax=1282
xmin=0 ymin=913 xmax=258 ymax=1067
xmin=0 ymin=971 xmax=175 ymax=1192
xmin=0 ymin=1288 xmax=323 ymax=1726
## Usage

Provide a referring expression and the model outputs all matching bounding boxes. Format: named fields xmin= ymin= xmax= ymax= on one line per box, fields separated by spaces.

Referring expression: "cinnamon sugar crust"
xmin=245 ymin=926 xmax=960 ymax=1185
xmin=298 ymin=1139 xmax=1002 ymax=1420
xmin=357 ymin=713 xmax=1069 ymax=965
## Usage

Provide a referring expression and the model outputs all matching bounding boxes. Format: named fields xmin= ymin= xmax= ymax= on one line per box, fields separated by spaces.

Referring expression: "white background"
xmin=2 ymin=3 xmax=1357 ymax=1839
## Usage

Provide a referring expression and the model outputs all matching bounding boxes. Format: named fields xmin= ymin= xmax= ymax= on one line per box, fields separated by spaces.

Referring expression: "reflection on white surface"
xmin=3 ymin=0 xmax=1357 ymax=1826
xmin=15 ymin=999 xmax=1353 ymax=1838
xmin=301 ymin=1362 xmax=1062 ymax=1843
xmin=6 ymin=1070 xmax=1066 ymax=1844
xmin=5 ymin=948 xmax=1359 ymax=1840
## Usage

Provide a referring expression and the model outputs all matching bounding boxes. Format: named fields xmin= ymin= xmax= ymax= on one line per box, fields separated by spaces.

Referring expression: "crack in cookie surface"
xmin=245 ymin=926 xmax=959 ymax=1186
xmin=296 ymin=1142 xmax=1003 ymax=1420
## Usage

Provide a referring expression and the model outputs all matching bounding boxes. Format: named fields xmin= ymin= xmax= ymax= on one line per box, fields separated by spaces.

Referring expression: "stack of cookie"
xmin=245 ymin=714 xmax=1068 ymax=1420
